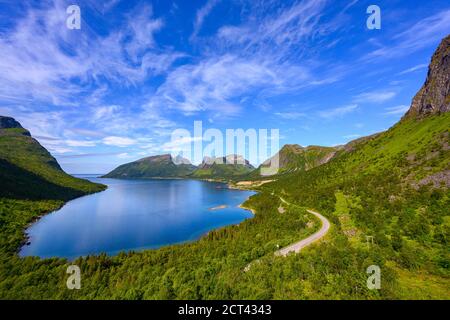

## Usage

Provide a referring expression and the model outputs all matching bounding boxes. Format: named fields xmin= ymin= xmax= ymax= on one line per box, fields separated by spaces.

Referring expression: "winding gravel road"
xmin=275 ymin=197 xmax=330 ymax=256
xmin=244 ymin=197 xmax=330 ymax=271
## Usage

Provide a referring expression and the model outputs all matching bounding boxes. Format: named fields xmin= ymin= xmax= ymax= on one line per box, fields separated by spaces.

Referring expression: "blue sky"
xmin=0 ymin=0 xmax=449 ymax=173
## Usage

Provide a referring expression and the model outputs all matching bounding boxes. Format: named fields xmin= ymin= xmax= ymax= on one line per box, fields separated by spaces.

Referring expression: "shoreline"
xmin=17 ymin=177 xmax=260 ymax=259
xmin=238 ymin=202 xmax=256 ymax=215
xmin=17 ymin=186 xmax=108 ymax=258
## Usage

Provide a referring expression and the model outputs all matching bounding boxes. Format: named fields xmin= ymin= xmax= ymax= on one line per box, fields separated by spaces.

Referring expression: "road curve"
xmin=275 ymin=197 xmax=330 ymax=256
xmin=244 ymin=196 xmax=330 ymax=271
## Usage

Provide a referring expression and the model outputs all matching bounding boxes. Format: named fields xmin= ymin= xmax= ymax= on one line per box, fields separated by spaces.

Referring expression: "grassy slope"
xmin=0 ymin=128 xmax=105 ymax=198
xmin=334 ymin=114 xmax=450 ymax=178
xmin=244 ymin=145 xmax=337 ymax=181
xmin=263 ymin=113 xmax=450 ymax=298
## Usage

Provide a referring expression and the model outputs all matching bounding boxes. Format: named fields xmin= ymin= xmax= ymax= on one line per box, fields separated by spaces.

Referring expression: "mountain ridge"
xmin=102 ymin=153 xmax=197 ymax=178
xmin=0 ymin=119 xmax=105 ymax=199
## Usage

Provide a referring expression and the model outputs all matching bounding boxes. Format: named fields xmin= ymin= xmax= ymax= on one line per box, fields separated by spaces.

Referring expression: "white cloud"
xmin=0 ymin=1 xmax=181 ymax=106
xmin=146 ymin=53 xmax=317 ymax=117
xmin=92 ymin=105 xmax=121 ymax=121
xmin=274 ymin=112 xmax=307 ymax=120
xmin=343 ymin=134 xmax=361 ymax=139
xmin=117 ymin=153 xmax=133 ymax=159
xmin=191 ymin=0 xmax=221 ymax=40
xmin=46 ymin=146 xmax=74 ymax=154
xmin=383 ymin=105 xmax=410 ymax=115
xmin=354 ymin=91 xmax=396 ymax=103
xmin=397 ymin=64 xmax=428 ymax=75
xmin=103 ymin=136 xmax=137 ymax=147
xmin=143 ymin=0 xmax=345 ymax=118
xmin=65 ymin=140 xmax=97 ymax=147
xmin=216 ymin=0 xmax=330 ymax=55
xmin=366 ymin=10 xmax=450 ymax=60
xmin=319 ymin=104 xmax=358 ymax=119
xmin=161 ymin=136 xmax=203 ymax=152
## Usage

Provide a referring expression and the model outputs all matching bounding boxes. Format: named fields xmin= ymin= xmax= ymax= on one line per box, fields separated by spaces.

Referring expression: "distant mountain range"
xmin=191 ymin=155 xmax=255 ymax=179
xmin=102 ymin=153 xmax=255 ymax=180
xmin=100 ymin=136 xmax=371 ymax=181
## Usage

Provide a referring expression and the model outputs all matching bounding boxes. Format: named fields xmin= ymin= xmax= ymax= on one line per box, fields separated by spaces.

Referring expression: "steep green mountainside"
xmin=245 ymin=144 xmax=338 ymax=179
xmin=0 ymin=117 xmax=105 ymax=200
xmin=103 ymin=154 xmax=196 ymax=178
xmin=191 ymin=154 xmax=254 ymax=179
xmin=261 ymin=36 xmax=450 ymax=296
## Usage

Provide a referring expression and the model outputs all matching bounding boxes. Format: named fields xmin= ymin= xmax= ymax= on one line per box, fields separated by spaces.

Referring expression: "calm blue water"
xmin=20 ymin=176 xmax=255 ymax=259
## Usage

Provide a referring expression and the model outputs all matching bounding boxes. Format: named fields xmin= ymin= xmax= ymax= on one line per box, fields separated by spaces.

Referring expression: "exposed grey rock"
xmin=404 ymin=34 xmax=450 ymax=118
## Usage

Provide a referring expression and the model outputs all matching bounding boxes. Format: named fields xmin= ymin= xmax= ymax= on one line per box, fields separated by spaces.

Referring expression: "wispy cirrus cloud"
xmin=274 ymin=112 xmax=307 ymax=120
xmin=191 ymin=0 xmax=221 ymax=40
xmin=56 ymin=152 xmax=123 ymax=158
xmin=65 ymin=140 xmax=97 ymax=147
xmin=366 ymin=9 xmax=450 ymax=60
xmin=383 ymin=105 xmax=410 ymax=115
xmin=319 ymin=104 xmax=358 ymax=119
xmin=148 ymin=0 xmax=346 ymax=118
xmin=354 ymin=90 xmax=397 ymax=104
xmin=397 ymin=63 xmax=428 ymax=75
xmin=343 ymin=134 xmax=361 ymax=139
xmin=145 ymin=54 xmax=315 ymax=117
xmin=0 ymin=0 xmax=181 ymax=106
xmin=102 ymin=136 xmax=137 ymax=147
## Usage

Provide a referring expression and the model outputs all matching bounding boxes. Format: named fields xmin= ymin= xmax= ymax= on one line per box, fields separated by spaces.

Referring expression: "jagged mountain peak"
xmin=404 ymin=34 xmax=450 ymax=119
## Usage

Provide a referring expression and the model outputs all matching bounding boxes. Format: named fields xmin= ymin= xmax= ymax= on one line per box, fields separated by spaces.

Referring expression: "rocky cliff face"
xmin=404 ymin=34 xmax=450 ymax=118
